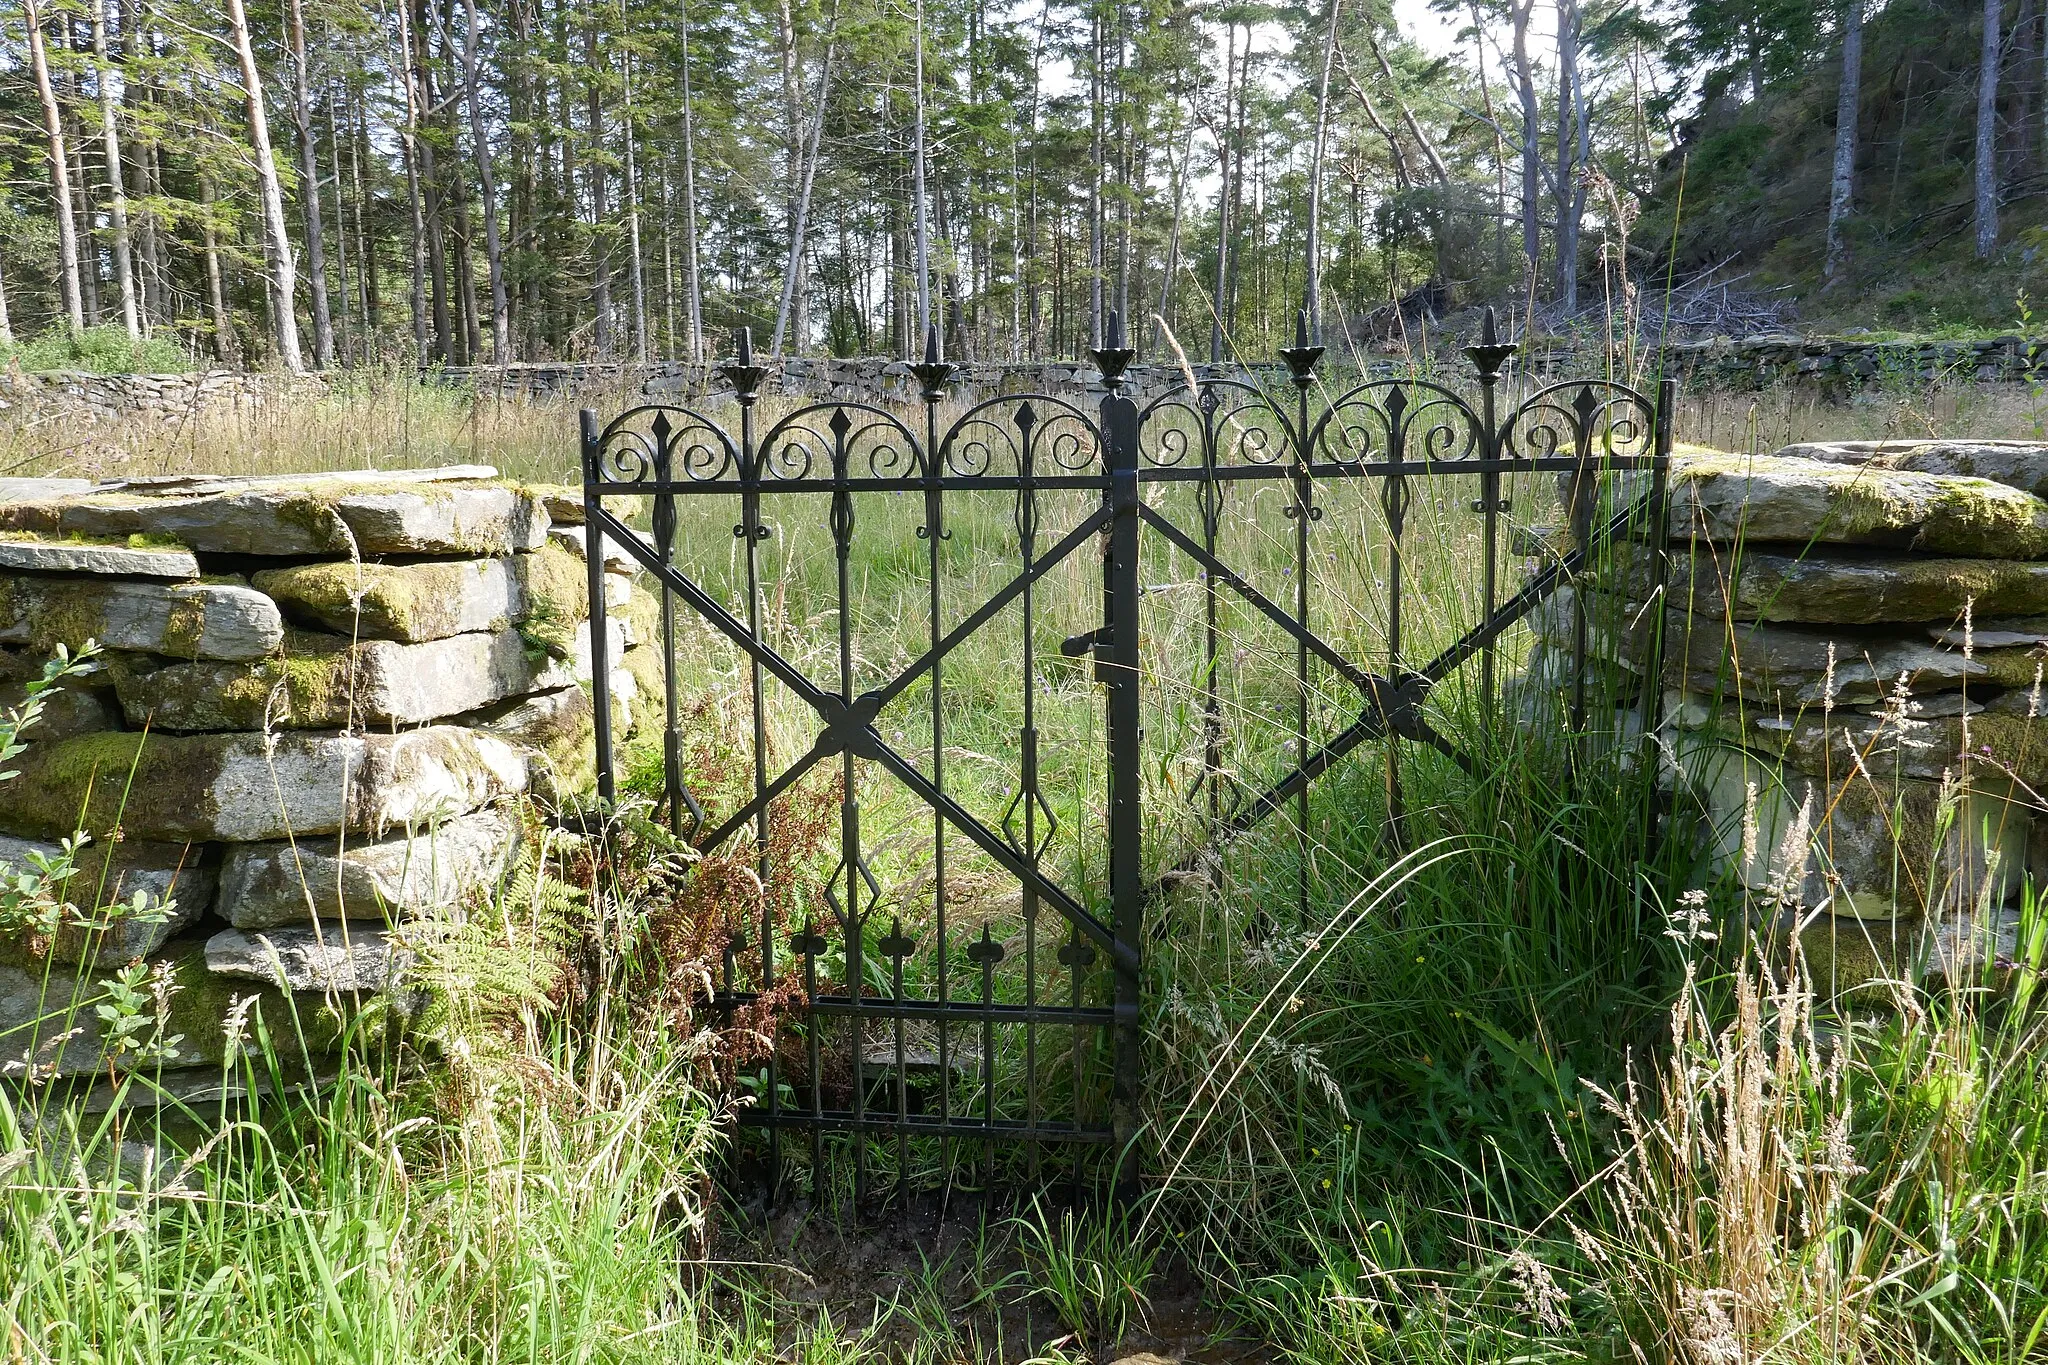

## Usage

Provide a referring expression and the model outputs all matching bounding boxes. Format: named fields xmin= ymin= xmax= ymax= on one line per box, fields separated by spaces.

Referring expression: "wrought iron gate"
xmin=579 ymin=309 xmax=1673 ymax=1201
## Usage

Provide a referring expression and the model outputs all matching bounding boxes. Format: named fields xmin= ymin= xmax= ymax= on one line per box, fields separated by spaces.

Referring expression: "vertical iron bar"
xmin=649 ymin=416 xmax=682 ymax=835
xmin=1102 ymin=359 xmax=1144 ymax=1198
xmin=1016 ymin=386 xmax=1043 ymax=1178
xmin=891 ymin=915 xmax=908 ymax=1201
xmin=578 ymin=409 xmax=615 ymax=807
xmin=912 ymin=326 xmax=955 ymax=1193
xmin=828 ymin=407 xmax=868 ymax=1207
xmin=1567 ymin=387 xmax=1597 ymax=736
xmin=1279 ymin=311 xmax=1324 ymax=918
xmin=722 ymin=330 xmax=783 ymax=1191
xmin=1465 ymin=309 xmax=1515 ymax=734
xmin=1199 ymin=389 xmax=1223 ymax=827
xmin=1640 ymin=377 xmax=1678 ymax=838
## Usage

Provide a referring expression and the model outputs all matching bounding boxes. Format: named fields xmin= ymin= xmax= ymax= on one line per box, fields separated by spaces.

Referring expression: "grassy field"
xmin=2 ymin=369 xmax=2046 ymax=1362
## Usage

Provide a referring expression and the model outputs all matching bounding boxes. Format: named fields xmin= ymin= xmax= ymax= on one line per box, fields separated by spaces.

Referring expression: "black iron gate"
xmin=579 ymin=309 xmax=1673 ymax=1200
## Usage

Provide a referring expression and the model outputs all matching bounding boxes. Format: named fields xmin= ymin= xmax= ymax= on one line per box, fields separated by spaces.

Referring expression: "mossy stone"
xmin=254 ymin=558 xmax=524 ymax=642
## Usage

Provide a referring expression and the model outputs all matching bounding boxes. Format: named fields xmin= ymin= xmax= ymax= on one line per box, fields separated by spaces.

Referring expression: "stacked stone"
xmin=0 ymin=467 xmax=657 ymax=1085
xmin=1528 ymin=439 xmax=2048 ymax=999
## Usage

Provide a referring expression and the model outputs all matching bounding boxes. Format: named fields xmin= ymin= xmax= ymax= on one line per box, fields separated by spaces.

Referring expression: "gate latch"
xmin=1061 ymin=626 xmax=1114 ymax=680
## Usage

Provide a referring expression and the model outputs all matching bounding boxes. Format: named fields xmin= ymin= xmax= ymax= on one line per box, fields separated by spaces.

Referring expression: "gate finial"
xmin=1463 ymin=305 xmax=1517 ymax=383
xmin=1088 ymin=308 xmax=1136 ymax=394
xmin=1279 ymin=307 xmax=1324 ymax=387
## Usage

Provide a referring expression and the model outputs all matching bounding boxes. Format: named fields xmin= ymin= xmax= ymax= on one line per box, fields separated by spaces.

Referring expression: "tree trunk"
xmin=911 ymin=0 xmax=932 ymax=346
xmin=679 ymin=0 xmax=703 ymax=363
xmin=584 ymin=16 xmax=612 ymax=354
xmin=1303 ymin=0 xmax=1339 ymax=337
xmin=621 ymin=49 xmax=647 ymax=362
xmin=1976 ymin=0 xmax=2003 ymax=257
xmin=286 ymin=0 xmax=333 ymax=366
xmin=1368 ymin=32 xmax=1448 ymax=183
xmin=198 ymin=171 xmax=236 ymax=363
xmin=1510 ymin=0 xmax=1541 ymax=299
xmin=1208 ymin=22 xmax=1235 ymax=363
xmin=24 ymin=0 xmax=85 ymax=337
xmin=89 ymin=0 xmax=138 ymax=340
xmin=1339 ymin=49 xmax=1411 ymax=188
xmin=1825 ymin=0 xmax=1863 ymax=280
xmin=226 ymin=0 xmax=303 ymax=371
xmin=771 ymin=7 xmax=836 ymax=355
xmin=1553 ymin=0 xmax=1582 ymax=309
xmin=1087 ymin=8 xmax=1103 ymax=344
xmin=405 ymin=0 xmax=451 ymax=359
xmin=0 ymin=252 xmax=14 ymax=347
xmin=460 ymin=0 xmax=508 ymax=362
xmin=1472 ymin=0 xmax=1509 ymax=270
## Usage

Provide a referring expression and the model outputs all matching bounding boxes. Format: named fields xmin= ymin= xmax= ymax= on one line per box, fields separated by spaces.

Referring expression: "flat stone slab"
xmin=112 ymin=625 xmax=589 ymax=730
xmin=1649 ymin=551 xmax=2048 ymax=624
xmin=0 ymin=472 xmax=545 ymax=558
xmin=1 ymin=937 xmax=341 ymax=1079
xmin=1734 ymin=690 xmax=2048 ymax=788
xmin=96 ymin=465 xmax=499 ymax=497
xmin=1533 ymin=587 xmax=2038 ymax=705
xmin=218 ymin=809 xmax=516 ymax=930
xmin=0 ymin=726 xmax=527 ymax=843
xmin=1666 ymin=452 xmax=2048 ymax=558
xmin=528 ymin=483 xmax=584 ymax=525
xmin=0 ymin=834 xmax=214 ymax=964
xmin=0 ymin=535 xmax=199 ymax=578
xmin=468 ymin=685 xmax=595 ymax=796
xmin=205 ymin=925 xmax=405 ymax=993
xmin=1674 ymin=735 xmax=2028 ymax=918
xmin=0 ymin=647 xmax=116 ymax=738
xmin=1778 ymin=440 xmax=2048 ymax=500
xmin=0 ymin=575 xmax=283 ymax=659
xmin=254 ymin=557 xmax=525 ymax=641
xmin=548 ymin=523 xmax=641 ymax=574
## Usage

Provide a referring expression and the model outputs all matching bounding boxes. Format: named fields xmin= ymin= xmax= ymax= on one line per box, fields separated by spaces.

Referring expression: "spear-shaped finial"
xmin=1463 ymin=304 xmax=1516 ymax=383
xmin=736 ymin=325 xmax=754 ymax=366
xmin=923 ymin=321 xmax=942 ymax=366
xmin=1279 ymin=304 xmax=1324 ymax=387
xmin=1106 ymin=308 xmax=1125 ymax=350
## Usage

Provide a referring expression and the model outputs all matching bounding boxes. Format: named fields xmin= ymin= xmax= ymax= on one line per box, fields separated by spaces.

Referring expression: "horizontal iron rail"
xmin=735 ymin=1110 xmax=1118 ymax=1143
xmin=714 ymin=992 xmax=1117 ymax=1027
xmin=583 ymin=453 xmax=1657 ymax=498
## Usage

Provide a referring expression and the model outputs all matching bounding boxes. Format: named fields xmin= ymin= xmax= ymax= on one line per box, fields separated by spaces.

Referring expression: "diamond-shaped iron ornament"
xmin=1000 ymin=778 xmax=1060 ymax=862
xmin=823 ymin=852 xmax=885 ymax=933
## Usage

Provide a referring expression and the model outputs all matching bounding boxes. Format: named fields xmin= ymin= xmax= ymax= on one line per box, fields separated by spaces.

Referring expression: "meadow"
xmin=2 ymin=365 xmax=2046 ymax=1363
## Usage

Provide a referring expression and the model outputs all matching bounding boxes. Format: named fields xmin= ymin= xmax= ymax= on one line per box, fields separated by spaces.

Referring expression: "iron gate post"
xmin=579 ymin=407 xmax=617 ymax=807
xmin=1096 ymin=319 xmax=1145 ymax=1197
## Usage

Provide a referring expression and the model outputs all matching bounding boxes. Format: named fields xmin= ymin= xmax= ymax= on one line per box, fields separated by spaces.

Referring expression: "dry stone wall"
xmin=1535 ymin=438 xmax=2048 ymax=1001
xmin=0 ymin=468 xmax=658 ymax=1085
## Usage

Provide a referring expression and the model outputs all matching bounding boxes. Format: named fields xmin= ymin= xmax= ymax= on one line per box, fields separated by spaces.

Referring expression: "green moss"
xmin=14 ymin=579 xmax=110 ymax=654
xmin=158 ymin=594 xmax=209 ymax=659
xmin=255 ymin=562 xmax=420 ymax=639
xmin=0 ymin=731 xmax=154 ymax=837
xmin=1920 ymin=479 xmax=2048 ymax=558
xmin=515 ymin=544 xmax=590 ymax=628
xmin=124 ymin=531 xmax=188 ymax=551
